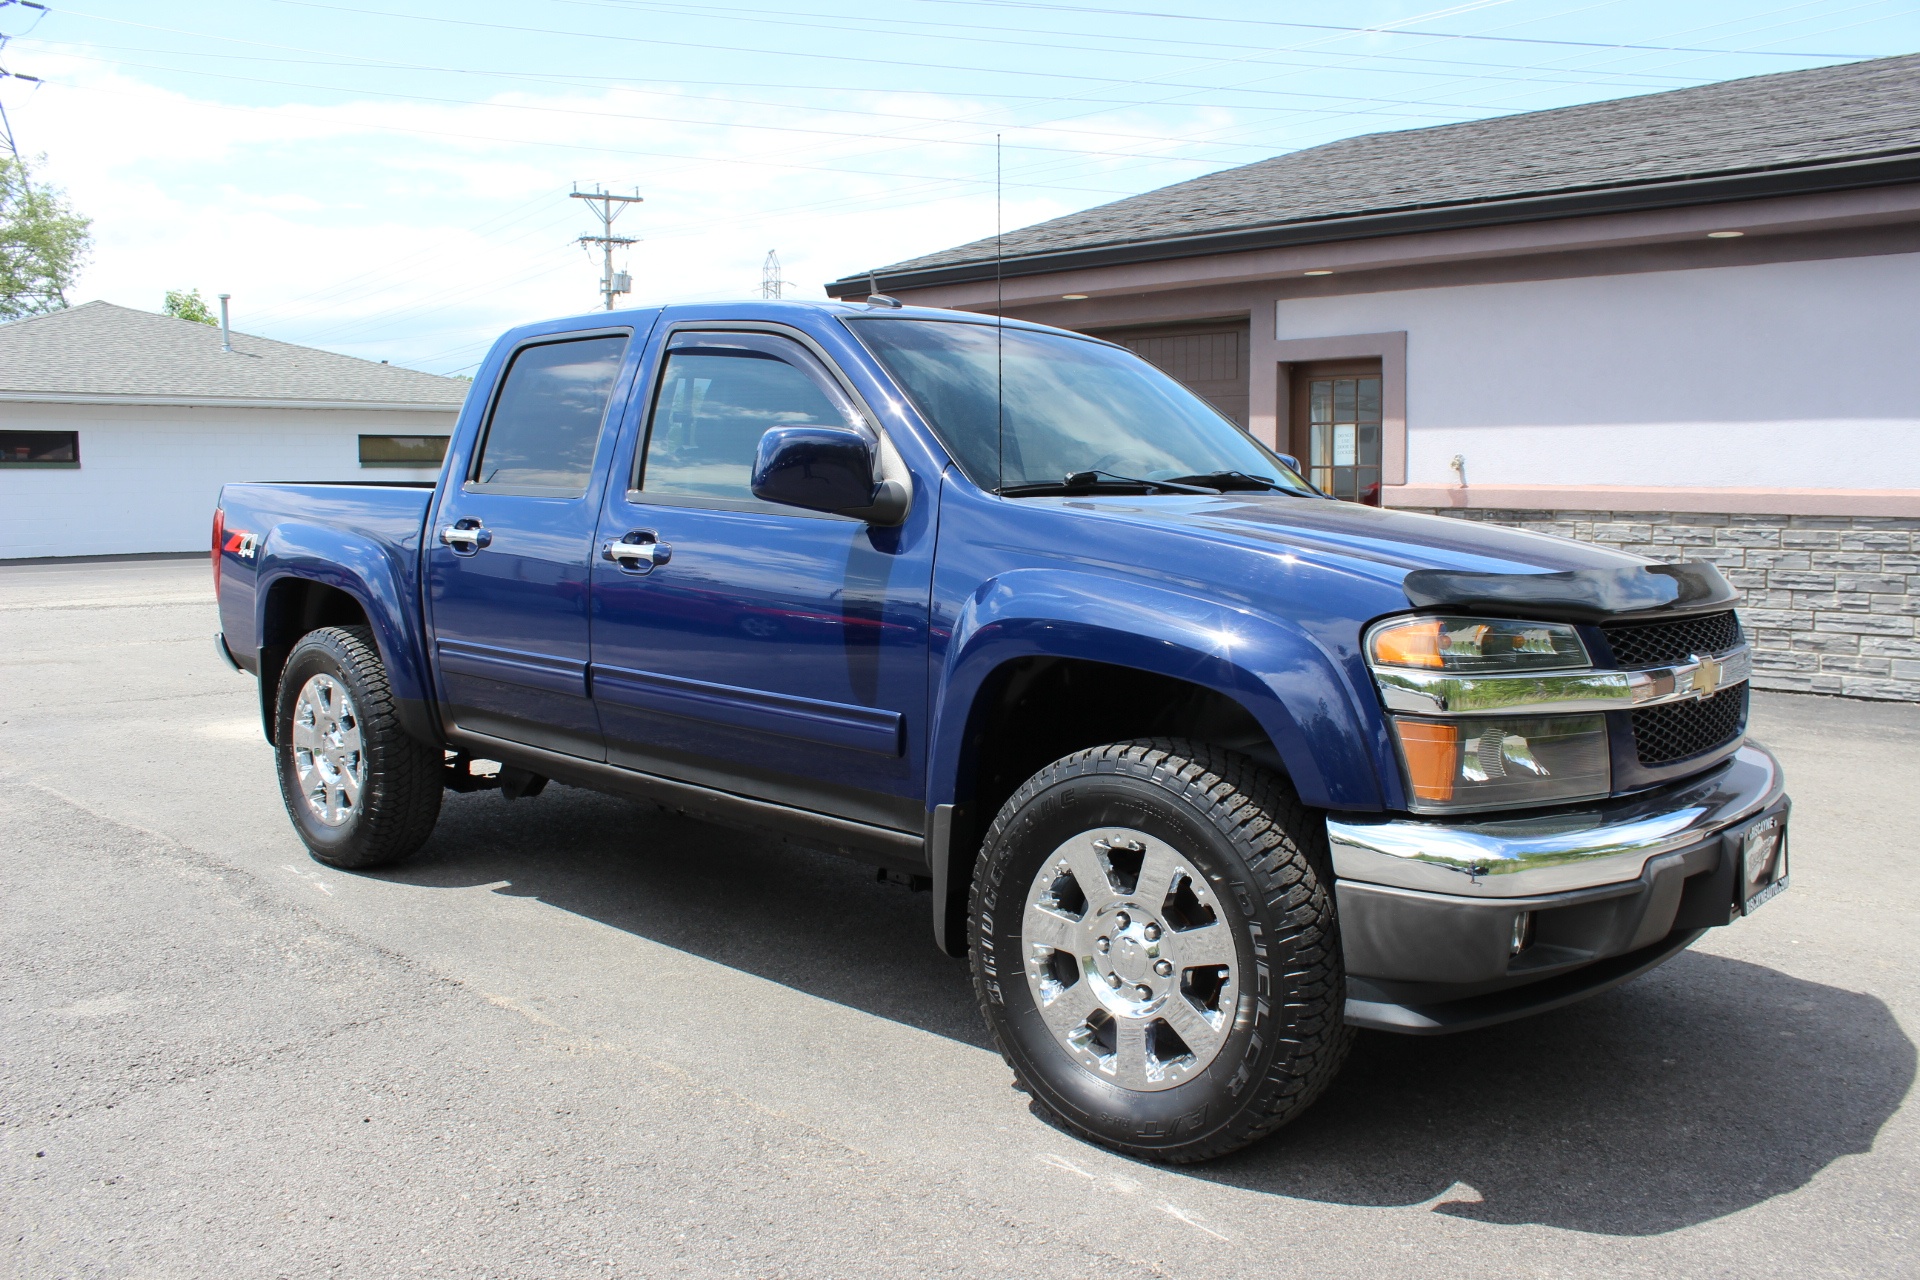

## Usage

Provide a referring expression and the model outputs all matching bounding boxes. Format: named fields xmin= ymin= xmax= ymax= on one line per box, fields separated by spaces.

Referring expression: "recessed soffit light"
xmin=1304 ymin=269 xmax=1334 ymax=276
xmin=1707 ymin=230 xmax=1745 ymax=239
xmin=1060 ymin=293 xmax=1089 ymax=300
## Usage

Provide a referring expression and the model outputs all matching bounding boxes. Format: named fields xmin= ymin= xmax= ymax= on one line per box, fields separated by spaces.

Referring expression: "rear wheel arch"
xmin=253 ymin=576 xmax=447 ymax=747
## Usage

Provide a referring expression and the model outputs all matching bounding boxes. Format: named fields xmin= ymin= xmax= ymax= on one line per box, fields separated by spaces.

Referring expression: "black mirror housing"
xmin=751 ymin=425 xmax=908 ymax=525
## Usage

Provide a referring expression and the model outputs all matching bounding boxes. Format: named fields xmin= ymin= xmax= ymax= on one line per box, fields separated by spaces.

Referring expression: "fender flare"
xmin=251 ymin=521 xmax=442 ymax=749
xmin=928 ymin=568 xmax=1385 ymax=813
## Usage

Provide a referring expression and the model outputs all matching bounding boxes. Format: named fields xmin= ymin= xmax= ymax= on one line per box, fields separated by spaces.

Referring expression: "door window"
xmin=470 ymin=335 xmax=628 ymax=495
xmin=639 ymin=335 xmax=862 ymax=501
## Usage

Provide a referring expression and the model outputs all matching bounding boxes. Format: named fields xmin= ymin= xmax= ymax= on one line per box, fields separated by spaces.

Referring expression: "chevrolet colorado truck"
xmin=212 ymin=299 xmax=1789 ymax=1162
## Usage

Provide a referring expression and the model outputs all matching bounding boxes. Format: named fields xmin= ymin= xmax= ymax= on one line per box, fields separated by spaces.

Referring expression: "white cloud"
xmin=8 ymin=46 xmax=1236 ymax=372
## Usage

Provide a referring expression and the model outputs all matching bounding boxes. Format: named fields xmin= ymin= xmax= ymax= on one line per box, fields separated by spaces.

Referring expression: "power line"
xmin=52 ymin=6 xmax=1741 ymax=93
xmin=562 ymin=0 xmax=1874 ymax=66
xmin=39 ymin=48 xmax=1483 ymax=165
xmin=253 ymin=0 xmax=1791 ymax=107
xmin=572 ymin=185 xmax=642 ymax=310
xmin=878 ymin=0 xmax=1879 ymax=57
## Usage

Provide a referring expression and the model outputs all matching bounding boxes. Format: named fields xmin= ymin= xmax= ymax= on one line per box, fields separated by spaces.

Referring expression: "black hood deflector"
xmin=1401 ymin=561 xmax=1737 ymax=623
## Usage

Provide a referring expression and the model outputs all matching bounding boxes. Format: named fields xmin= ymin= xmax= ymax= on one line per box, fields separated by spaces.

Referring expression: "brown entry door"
xmin=1291 ymin=362 xmax=1382 ymax=506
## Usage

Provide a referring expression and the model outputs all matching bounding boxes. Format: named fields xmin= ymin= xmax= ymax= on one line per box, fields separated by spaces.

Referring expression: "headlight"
xmin=1369 ymin=615 xmax=1589 ymax=673
xmin=1367 ymin=615 xmax=1609 ymax=814
xmin=1391 ymin=714 xmax=1610 ymax=811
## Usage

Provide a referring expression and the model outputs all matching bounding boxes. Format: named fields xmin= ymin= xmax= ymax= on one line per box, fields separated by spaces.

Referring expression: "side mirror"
xmin=751 ymin=425 xmax=909 ymax=525
xmin=1275 ymin=452 xmax=1304 ymax=475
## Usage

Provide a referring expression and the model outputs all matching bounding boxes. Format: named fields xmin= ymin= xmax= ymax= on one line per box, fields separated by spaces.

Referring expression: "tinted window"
xmin=472 ymin=335 xmax=627 ymax=494
xmin=850 ymin=318 xmax=1310 ymax=495
xmin=641 ymin=340 xmax=858 ymax=500
xmin=359 ymin=434 xmax=449 ymax=467
xmin=0 ymin=430 xmax=79 ymax=465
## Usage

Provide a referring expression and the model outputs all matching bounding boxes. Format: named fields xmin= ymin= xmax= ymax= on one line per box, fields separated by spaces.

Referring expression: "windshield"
xmin=848 ymin=317 xmax=1314 ymax=495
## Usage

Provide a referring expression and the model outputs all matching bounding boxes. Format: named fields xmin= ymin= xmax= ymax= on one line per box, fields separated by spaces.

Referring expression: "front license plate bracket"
xmin=1728 ymin=801 xmax=1791 ymax=917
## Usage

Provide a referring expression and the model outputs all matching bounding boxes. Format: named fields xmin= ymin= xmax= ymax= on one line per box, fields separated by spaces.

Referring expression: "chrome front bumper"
xmin=1327 ymin=742 xmax=1784 ymax=899
xmin=1329 ymin=743 xmax=1789 ymax=1033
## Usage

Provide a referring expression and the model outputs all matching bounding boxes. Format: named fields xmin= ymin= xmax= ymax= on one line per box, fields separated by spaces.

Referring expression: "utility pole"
xmin=570 ymin=185 xmax=642 ymax=311
xmin=760 ymin=250 xmax=792 ymax=300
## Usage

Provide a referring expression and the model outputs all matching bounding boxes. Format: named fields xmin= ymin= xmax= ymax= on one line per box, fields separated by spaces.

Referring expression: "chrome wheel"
xmin=290 ymin=673 xmax=365 ymax=827
xmin=1021 ymin=827 xmax=1240 ymax=1091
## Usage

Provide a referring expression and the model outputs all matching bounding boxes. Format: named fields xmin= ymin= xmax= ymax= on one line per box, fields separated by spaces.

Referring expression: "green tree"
xmin=0 ymin=154 xmax=91 ymax=320
xmin=163 ymin=287 xmax=217 ymax=325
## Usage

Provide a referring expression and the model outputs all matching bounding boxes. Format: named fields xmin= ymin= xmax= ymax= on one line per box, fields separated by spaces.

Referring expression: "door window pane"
xmin=641 ymin=344 xmax=858 ymax=500
xmin=472 ymin=335 xmax=627 ymax=494
xmin=1306 ymin=374 xmax=1382 ymax=506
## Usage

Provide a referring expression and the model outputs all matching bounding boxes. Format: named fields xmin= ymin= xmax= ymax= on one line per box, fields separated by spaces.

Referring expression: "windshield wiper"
xmin=999 ymin=469 xmax=1220 ymax=498
xmin=1162 ymin=470 xmax=1293 ymax=493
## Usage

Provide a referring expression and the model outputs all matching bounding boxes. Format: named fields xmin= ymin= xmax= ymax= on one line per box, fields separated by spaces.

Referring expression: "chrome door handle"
xmin=603 ymin=531 xmax=672 ymax=573
xmin=441 ymin=519 xmax=491 ymax=552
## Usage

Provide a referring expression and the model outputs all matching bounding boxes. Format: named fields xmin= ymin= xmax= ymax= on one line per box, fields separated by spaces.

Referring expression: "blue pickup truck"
xmin=213 ymin=298 xmax=1788 ymax=1161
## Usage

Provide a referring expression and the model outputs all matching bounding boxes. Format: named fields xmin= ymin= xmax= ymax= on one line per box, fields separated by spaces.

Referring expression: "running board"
xmin=443 ymin=728 xmax=927 ymax=868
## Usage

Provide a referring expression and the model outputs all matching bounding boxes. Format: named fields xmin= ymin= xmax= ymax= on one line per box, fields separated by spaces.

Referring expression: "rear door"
xmin=425 ymin=329 xmax=636 ymax=759
xmin=586 ymin=325 xmax=934 ymax=833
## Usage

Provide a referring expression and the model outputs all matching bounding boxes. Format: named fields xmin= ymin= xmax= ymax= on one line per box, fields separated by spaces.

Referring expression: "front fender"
xmin=929 ymin=569 xmax=1384 ymax=811
xmin=253 ymin=520 xmax=439 ymax=748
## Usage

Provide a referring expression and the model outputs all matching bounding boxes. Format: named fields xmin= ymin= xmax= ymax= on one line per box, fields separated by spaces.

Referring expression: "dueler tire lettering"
xmin=968 ymin=738 xmax=1352 ymax=1163
xmin=275 ymin=626 xmax=442 ymax=870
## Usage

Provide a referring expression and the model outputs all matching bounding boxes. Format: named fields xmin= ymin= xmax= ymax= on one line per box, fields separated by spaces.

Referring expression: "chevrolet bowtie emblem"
xmin=1692 ymin=653 xmax=1722 ymax=698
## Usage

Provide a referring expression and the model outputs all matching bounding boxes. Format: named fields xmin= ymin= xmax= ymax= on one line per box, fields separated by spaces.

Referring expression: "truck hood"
xmin=1054 ymin=492 xmax=1640 ymax=590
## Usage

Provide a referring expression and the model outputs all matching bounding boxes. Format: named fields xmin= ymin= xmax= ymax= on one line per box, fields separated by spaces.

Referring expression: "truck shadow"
xmin=1194 ymin=954 xmax=1914 ymax=1235
xmin=397 ymin=787 xmax=990 ymax=1046
xmin=388 ymin=786 xmax=1912 ymax=1238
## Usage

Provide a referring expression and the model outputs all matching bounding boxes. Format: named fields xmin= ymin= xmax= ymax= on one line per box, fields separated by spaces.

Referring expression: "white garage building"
xmin=0 ymin=302 xmax=468 ymax=559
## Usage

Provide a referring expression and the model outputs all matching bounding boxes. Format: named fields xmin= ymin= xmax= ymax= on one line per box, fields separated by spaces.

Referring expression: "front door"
xmin=588 ymin=328 xmax=931 ymax=833
xmin=1290 ymin=360 xmax=1383 ymax=506
xmin=426 ymin=331 xmax=632 ymax=759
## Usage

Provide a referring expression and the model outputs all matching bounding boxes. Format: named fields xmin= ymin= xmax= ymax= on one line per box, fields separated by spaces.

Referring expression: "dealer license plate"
xmin=1736 ymin=811 xmax=1789 ymax=915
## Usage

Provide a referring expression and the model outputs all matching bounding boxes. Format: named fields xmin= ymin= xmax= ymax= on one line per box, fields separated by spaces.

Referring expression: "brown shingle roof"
xmin=831 ymin=52 xmax=1920 ymax=294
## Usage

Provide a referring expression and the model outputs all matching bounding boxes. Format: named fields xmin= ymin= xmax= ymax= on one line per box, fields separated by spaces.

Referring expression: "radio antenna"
xmin=995 ymin=133 xmax=1005 ymax=495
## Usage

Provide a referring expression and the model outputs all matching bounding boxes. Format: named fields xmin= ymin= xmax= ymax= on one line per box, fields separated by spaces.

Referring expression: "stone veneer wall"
xmin=1404 ymin=509 xmax=1920 ymax=702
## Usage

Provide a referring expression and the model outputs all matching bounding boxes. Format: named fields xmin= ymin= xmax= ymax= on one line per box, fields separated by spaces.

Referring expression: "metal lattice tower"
xmin=570 ymin=185 xmax=643 ymax=311
xmin=0 ymin=1 xmax=49 ymax=158
xmin=760 ymin=250 xmax=793 ymax=300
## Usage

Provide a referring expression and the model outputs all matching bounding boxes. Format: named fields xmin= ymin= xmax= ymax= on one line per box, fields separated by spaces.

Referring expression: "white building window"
xmin=359 ymin=434 xmax=449 ymax=467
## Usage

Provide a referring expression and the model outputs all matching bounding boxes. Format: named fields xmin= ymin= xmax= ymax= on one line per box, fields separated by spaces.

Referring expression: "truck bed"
xmin=214 ymin=481 xmax=435 ymax=668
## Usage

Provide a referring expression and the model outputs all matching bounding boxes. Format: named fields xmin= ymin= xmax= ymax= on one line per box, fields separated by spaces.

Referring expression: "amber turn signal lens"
xmin=1371 ymin=618 xmax=1445 ymax=669
xmin=1392 ymin=718 xmax=1458 ymax=802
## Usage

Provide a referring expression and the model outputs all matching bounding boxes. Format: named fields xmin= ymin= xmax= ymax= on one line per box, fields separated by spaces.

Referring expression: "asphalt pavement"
xmin=2 ymin=556 xmax=1915 ymax=1279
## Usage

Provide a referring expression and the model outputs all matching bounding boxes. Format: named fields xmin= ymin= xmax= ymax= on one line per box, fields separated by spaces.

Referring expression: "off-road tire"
xmin=969 ymin=738 xmax=1353 ymax=1163
xmin=275 ymin=626 xmax=442 ymax=869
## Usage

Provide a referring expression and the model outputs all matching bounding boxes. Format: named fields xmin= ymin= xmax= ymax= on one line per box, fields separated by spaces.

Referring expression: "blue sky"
xmin=5 ymin=0 xmax=1917 ymax=375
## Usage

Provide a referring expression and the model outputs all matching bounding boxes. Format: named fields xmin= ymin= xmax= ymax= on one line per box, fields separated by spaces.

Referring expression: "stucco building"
xmin=829 ymin=54 xmax=1920 ymax=701
xmin=0 ymin=303 xmax=468 ymax=559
